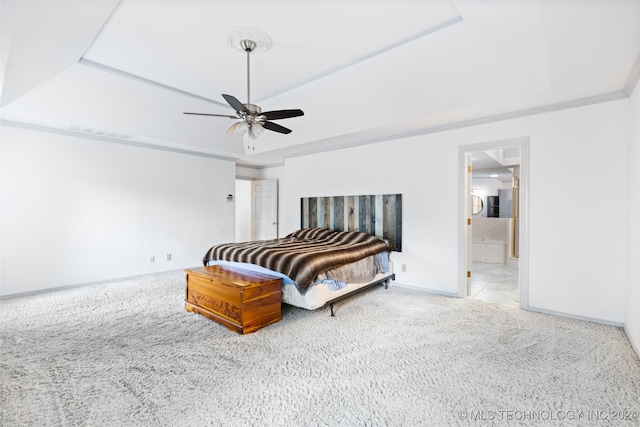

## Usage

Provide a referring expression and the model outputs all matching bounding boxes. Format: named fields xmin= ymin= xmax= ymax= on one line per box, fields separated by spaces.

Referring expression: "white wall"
xmin=280 ymin=99 xmax=629 ymax=324
xmin=2 ymin=97 xmax=632 ymax=328
xmin=0 ymin=125 xmax=236 ymax=296
xmin=235 ymin=179 xmax=252 ymax=242
xmin=625 ymin=83 xmax=640 ymax=355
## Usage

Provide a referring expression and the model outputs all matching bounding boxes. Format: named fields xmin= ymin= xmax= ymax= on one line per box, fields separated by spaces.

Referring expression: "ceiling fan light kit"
xmin=184 ymin=27 xmax=303 ymax=153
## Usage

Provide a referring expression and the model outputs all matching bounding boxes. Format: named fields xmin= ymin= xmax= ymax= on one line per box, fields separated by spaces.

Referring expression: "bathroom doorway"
xmin=459 ymin=138 xmax=529 ymax=309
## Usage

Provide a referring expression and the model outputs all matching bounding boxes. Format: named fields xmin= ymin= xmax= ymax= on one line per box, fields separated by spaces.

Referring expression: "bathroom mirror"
xmin=472 ymin=195 xmax=484 ymax=215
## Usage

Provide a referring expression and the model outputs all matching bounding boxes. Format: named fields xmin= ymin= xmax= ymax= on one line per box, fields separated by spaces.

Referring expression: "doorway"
xmin=234 ymin=178 xmax=279 ymax=242
xmin=252 ymin=179 xmax=278 ymax=240
xmin=459 ymin=138 xmax=529 ymax=309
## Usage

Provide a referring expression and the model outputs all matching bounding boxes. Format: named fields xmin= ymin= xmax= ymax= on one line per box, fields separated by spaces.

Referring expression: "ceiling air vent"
xmin=64 ymin=124 xmax=132 ymax=140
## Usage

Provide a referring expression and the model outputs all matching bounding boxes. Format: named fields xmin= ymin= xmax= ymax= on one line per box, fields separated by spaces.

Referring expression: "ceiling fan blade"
xmin=261 ymin=109 xmax=304 ymax=120
xmin=263 ymin=121 xmax=292 ymax=134
xmin=222 ymin=94 xmax=249 ymax=114
xmin=184 ymin=112 xmax=237 ymax=119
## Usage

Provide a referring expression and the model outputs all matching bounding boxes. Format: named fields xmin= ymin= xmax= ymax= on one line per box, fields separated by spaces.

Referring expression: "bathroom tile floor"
xmin=470 ymin=261 xmax=519 ymax=308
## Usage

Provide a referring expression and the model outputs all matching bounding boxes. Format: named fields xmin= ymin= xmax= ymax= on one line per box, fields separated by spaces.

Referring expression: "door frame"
xmin=252 ymin=179 xmax=279 ymax=240
xmin=458 ymin=137 xmax=530 ymax=309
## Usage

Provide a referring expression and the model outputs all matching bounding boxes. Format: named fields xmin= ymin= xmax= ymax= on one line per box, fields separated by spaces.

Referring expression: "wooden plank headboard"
xmin=300 ymin=194 xmax=402 ymax=252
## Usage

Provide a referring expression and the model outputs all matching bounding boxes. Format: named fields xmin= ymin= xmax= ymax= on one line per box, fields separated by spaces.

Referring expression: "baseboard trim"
xmin=390 ymin=286 xmax=625 ymax=328
xmin=0 ymin=269 xmax=184 ymax=300
xmin=390 ymin=281 xmax=459 ymax=298
xmin=527 ymin=305 xmax=624 ymax=328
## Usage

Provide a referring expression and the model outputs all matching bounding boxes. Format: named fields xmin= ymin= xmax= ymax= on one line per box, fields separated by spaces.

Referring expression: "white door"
xmin=252 ymin=179 xmax=278 ymax=240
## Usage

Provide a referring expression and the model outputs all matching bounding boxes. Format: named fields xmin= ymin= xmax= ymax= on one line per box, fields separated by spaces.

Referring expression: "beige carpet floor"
xmin=1 ymin=271 xmax=639 ymax=426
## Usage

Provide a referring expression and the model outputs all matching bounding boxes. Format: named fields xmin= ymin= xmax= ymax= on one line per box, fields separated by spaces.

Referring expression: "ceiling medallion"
xmin=226 ymin=27 xmax=272 ymax=54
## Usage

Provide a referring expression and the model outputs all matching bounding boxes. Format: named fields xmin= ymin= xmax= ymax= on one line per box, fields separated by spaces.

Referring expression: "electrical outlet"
xmin=166 ymin=253 xmax=172 ymax=261
xmin=401 ymin=264 xmax=407 ymax=273
xmin=150 ymin=256 xmax=155 ymax=263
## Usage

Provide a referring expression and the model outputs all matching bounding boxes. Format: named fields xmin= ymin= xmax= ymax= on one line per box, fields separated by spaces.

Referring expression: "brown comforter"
xmin=202 ymin=228 xmax=390 ymax=291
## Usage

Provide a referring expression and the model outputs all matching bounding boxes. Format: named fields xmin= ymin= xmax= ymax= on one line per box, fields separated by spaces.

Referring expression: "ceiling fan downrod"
xmin=240 ymin=39 xmax=256 ymax=107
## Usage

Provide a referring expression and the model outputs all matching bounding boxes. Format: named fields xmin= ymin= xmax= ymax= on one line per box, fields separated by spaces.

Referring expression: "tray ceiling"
xmin=1 ymin=1 xmax=639 ymax=166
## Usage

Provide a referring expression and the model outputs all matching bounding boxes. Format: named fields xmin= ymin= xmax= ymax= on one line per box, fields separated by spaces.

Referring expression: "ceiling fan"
xmin=183 ymin=38 xmax=304 ymax=151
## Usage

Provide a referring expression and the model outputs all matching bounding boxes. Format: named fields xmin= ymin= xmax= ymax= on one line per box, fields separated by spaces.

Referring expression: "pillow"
xmin=286 ymin=228 xmax=336 ymax=240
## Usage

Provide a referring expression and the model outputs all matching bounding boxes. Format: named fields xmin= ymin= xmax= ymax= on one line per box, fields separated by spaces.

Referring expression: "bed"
xmin=202 ymin=228 xmax=395 ymax=314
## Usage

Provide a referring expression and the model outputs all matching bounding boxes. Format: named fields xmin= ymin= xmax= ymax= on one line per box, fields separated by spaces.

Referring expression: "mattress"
xmin=282 ymin=272 xmax=395 ymax=310
xmin=208 ymin=253 xmax=393 ymax=310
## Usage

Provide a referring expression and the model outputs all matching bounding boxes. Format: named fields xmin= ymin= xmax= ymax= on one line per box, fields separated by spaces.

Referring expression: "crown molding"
xmin=235 ymin=161 xmax=285 ymax=169
xmin=623 ymin=54 xmax=640 ymax=97
xmin=0 ymin=118 xmax=238 ymax=163
xmin=1 ymin=89 xmax=631 ymax=169
xmin=1 ymin=88 xmax=628 ymax=168
xmin=283 ymin=90 xmax=628 ymax=161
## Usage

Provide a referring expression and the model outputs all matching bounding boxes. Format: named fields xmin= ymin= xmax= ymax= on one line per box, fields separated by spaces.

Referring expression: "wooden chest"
xmin=185 ymin=265 xmax=282 ymax=334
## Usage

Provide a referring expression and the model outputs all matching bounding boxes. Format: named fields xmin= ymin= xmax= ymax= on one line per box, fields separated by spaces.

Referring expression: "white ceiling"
xmin=471 ymin=147 xmax=520 ymax=182
xmin=1 ymin=1 xmax=639 ymax=167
